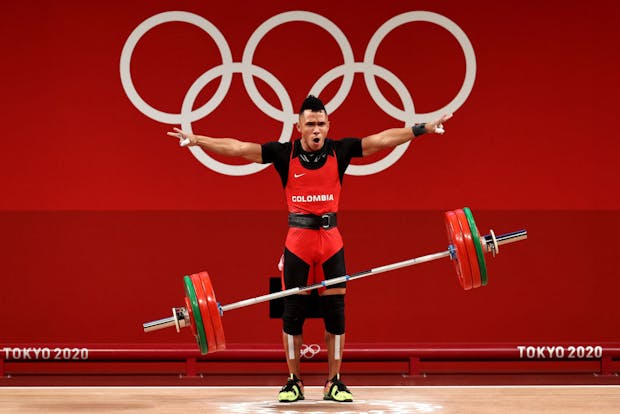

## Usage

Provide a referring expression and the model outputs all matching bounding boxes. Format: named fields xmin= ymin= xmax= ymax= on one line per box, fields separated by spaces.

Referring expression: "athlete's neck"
xmin=300 ymin=140 xmax=324 ymax=153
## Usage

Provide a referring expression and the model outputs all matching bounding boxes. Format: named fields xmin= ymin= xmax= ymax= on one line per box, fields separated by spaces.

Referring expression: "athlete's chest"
xmin=287 ymin=154 xmax=339 ymax=191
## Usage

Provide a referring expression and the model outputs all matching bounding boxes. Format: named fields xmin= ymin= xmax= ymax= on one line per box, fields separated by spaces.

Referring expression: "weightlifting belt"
xmin=288 ymin=213 xmax=337 ymax=229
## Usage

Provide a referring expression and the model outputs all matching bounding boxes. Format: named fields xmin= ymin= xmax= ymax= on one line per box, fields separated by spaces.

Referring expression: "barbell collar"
xmin=143 ymin=307 xmax=189 ymax=333
xmin=143 ymin=316 xmax=176 ymax=332
xmin=484 ymin=229 xmax=527 ymax=250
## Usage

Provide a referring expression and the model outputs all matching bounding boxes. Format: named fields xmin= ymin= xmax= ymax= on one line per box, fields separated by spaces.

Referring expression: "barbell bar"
xmin=143 ymin=207 xmax=527 ymax=354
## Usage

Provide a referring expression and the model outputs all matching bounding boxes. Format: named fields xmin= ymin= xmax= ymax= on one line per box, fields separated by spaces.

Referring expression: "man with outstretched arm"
xmin=168 ymin=95 xmax=452 ymax=402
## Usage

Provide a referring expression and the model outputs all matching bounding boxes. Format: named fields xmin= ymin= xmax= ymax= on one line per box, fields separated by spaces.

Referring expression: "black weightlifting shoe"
xmin=323 ymin=374 xmax=353 ymax=402
xmin=278 ymin=373 xmax=304 ymax=402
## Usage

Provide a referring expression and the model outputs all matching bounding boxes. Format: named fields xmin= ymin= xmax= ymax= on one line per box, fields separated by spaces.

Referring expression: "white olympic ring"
xmin=299 ymin=343 xmax=321 ymax=359
xmin=120 ymin=10 xmax=476 ymax=176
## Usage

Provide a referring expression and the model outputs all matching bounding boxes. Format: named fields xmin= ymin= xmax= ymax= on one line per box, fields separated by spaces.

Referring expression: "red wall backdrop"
xmin=1 ymin=1 xmax=619 ymax=350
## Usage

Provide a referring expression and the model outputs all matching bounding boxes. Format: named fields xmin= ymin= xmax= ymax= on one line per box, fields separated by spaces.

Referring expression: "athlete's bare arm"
xmin=167 ymin=127 xmax=262 ymax=163
xmin=361 ymin=113 xmax=453 ymax=157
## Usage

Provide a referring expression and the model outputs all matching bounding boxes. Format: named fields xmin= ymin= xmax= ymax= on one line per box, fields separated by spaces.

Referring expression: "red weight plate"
xmin=454 ymin=209 xmax=482 ymax=289
xmin=444 ymin=210 xmax=473 ymax=290
xmin=199 ymin=271 xmax=226 ymax=350
xmin=190 ymin=273 xmax=217 ymax=354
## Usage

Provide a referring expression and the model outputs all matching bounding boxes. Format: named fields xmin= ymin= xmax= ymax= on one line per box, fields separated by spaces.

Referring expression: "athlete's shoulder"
xmin=332 ymin=137 xmax=361 ymax=145
xmin=263 ymin=140 xmax=293 ymax=151
xmin=262 ymin=140 xmax=292 ymax=163
xmin=332 ymin=137 xmax=363 ymax=157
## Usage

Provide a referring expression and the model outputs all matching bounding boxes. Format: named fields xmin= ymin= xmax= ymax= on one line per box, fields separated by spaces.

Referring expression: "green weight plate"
xmin=183 ymin=275 xmax=209 ymax=354
xmin=463 ymin=207 xmax=488 ymax=286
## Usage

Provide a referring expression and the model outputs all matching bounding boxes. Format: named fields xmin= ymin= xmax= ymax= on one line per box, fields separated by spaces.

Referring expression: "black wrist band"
xmin=412 ymin=123 xmax=427 ymax=137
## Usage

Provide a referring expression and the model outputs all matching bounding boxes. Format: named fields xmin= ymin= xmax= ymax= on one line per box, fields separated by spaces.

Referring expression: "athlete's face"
xmin=297 ymin=110 xmax=330 ymax=152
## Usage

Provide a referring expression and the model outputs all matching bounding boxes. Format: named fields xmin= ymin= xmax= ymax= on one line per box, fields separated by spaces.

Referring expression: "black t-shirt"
xmin=262 ymin=138 xmax=363 ymax=187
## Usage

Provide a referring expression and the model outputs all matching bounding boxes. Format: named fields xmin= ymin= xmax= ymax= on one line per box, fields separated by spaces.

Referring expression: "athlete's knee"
xmin=282 ymin=294 xmax=310 ymax=336
xmin=320 ymin=294 xmax=345 ymax=335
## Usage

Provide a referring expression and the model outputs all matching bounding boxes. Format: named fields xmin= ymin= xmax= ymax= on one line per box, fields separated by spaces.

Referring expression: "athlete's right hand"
xmin=167 ymin=127 xmax=195 ymax=147
xmin=426 ymin=113 xmax=453 ymax=135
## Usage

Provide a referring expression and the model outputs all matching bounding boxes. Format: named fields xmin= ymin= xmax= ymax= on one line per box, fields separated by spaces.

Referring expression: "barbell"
xmin=143 ymin=207 xmax=527 ymax=354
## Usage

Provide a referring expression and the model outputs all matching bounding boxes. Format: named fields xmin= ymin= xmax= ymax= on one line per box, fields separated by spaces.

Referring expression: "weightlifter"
xmin=168 ymin=95 xmax=452 ymax=402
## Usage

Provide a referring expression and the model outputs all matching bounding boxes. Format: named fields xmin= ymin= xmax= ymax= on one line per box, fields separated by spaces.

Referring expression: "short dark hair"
xmin=299 ymin=95 xmax=326 ymax=114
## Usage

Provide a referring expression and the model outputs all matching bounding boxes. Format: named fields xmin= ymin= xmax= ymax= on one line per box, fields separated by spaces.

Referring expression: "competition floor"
xmin=1 ymin=385 xmax=619 ymax=413
xmin=0 ymin=385 xmax=620 ymax=414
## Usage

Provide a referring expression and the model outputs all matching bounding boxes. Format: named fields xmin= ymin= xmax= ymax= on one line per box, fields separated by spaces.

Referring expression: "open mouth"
xmin=313 ymin=138 xmax=320 ymax=143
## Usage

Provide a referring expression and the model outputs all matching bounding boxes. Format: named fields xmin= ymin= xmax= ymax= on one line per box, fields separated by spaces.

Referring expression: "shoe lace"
xmin=327 ymin=375 xmax=350 ymax=393
xmin=281 ymin=375 xmax=302 ymax=392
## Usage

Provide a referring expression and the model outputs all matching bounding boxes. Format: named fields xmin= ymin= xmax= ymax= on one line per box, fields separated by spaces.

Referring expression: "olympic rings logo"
xmin=299 ymin=343 xmax=321 ymax=359
xmin=120 ymin=11 xmax=476 ymax=176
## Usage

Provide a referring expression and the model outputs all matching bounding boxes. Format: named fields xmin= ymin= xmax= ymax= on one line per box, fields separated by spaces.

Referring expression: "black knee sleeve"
xmin=282 ymin=294 xmax=309 ymax=335
xmin=320 ymin=294 xmax=345 ymax=335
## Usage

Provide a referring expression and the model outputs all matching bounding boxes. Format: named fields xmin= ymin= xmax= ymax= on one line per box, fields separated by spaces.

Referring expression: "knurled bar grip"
xmin=220 ymin=230 xmax=526 ymax=313
xmin=220 ymin=251 xmax=450 ymax=313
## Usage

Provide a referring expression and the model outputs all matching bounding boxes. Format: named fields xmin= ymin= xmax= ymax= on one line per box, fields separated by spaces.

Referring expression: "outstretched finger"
xmin=167 ymin=127 xmax=185 ymax=140
xmin=166 ymin=128 xmax=191 ymax=146
xmin=440 ymin=113 xmax=454 ymax=123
